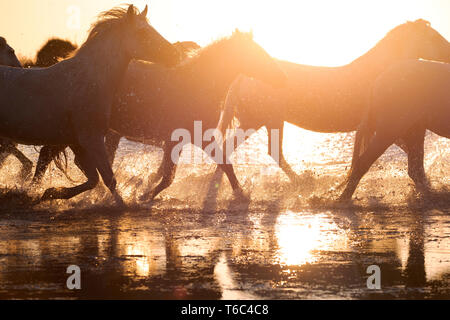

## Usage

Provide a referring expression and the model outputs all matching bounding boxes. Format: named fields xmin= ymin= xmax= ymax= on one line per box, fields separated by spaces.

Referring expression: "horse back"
xmin=369 ymin=59 xmax=450 ymax=136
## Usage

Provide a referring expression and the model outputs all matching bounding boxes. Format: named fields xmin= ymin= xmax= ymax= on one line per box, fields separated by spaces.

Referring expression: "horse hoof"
xmin=113 ymin=193 xmax=126 ymax=208
xmin=139 ymin=191 xmax=156 ymax=203
xmin=336 ymin=194 xmax=352 ymax=203
xmin=415 ymin=185 xmax=431 ymax=198
xmin=41 ymin=187 xmax=58 ymax=201
xmin=233 ymin=188 xmax=249 ymax=201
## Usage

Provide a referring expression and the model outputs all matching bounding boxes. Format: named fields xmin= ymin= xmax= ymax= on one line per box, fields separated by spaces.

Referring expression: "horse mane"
xmin=173 ymin=41 xmax=200 ymax=58
xmin=349 ymin=19 xmax=435 ymax=67
xmin=177 ymin=31 xmax=252 ymax=71
xmin=370 ymin=19 xmax=432 ymax=51
xmin=76 ymin=5 xmax=140 ymax=54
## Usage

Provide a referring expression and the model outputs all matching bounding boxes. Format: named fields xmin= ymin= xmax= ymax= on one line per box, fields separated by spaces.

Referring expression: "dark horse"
xmin=339 ymin=59 xmax=450 ymax=200
xmin=0 ymin=5 xmax=180 ymax=202
xmin=3 ymin=39 xmax=194 ymax=182
xmin=31 ymin=40 xmax=198 ymax=185
xmin=0 ymin=37 xmax=34 ymax=180
xmin=0 ymin=37 xmax=21 ymax=67
xmin=0 ymin=38 xmax=78 ymax=180
xmin=33 ymin=31 xmax=286 ymax=201
xmin=218 ymin=20 xmax=450 ymax=195
xmin=34 ymin=38 xmax=77 ymax=68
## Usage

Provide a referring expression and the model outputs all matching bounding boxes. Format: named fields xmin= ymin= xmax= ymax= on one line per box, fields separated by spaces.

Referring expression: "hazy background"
xmin=1 ymin=0 xmax=450 ymax=66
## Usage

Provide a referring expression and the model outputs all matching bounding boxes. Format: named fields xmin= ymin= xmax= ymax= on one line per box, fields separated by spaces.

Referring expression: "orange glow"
xmin=1 ymin=1 xmax=449 ymax=66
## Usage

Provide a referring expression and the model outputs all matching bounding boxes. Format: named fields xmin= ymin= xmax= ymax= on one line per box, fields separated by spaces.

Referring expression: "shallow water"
xmin=0 ymin=125 xmax=448 ymax=299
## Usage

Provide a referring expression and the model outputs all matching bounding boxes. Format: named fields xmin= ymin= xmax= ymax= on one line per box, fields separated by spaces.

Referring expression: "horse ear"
xmin=0 ymin=37 xmax=5 ymax=48
xmin=140 ymin=5 xmax=148 ymax=18
xmin=414 ymin=19 xmax=431 ymax=27
xmin=127 ymin=4 xmax=136 ymax=19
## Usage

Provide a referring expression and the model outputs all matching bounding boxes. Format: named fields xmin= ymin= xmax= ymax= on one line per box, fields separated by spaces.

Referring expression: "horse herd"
xmin=0 ymin=4 xmax=449 ymax=207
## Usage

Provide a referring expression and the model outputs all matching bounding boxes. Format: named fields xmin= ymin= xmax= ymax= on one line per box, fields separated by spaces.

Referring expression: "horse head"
xmin=226 ymin=30 xmax=287 ymax=88
xmin=121 ymin=4 xmax=181 ymax=67
xmin=0 ymin=37 xmax=21 ymax=67
xmin=385 ymin=19 xmax=450 ymax=63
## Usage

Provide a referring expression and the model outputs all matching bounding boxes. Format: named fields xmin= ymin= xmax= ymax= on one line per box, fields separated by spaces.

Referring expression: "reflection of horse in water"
xmin=0 ymin=5 xmax=180 ymax=202
xmin=218 ymin=20 xmax=450 ymax=196
xmin=0 ymin=38 xmax=77 ymax=180
xmin=339 ymin=59 xmax=450 ymax=200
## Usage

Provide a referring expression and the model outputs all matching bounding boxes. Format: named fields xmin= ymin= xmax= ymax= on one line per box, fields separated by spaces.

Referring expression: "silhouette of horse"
xmin=0 ymin=37 xmax=33 ymax=180
xmin=31 ymin=31 xmax=286 ymax=201
xmin=31 ymin=40 xmax=198 ymax=185
xmin=0 ymin=38 xmax=78 ymax=180
xmin=339 ymin=59 xmax=450 ymax=200
xmin=112 ymin=30 xmax=285 ymax=201
xmin=0 ymin=5 xmax=180 ymax=203
xmin=0 ymin=37 xmax=21 ymax=67
xmin=3 ymin=39 xmax=194 ymax=183
xmin=35 ymin=38 xmax=78 ymax=68
xmin=218 ymin=20 xmax=450 ymax=195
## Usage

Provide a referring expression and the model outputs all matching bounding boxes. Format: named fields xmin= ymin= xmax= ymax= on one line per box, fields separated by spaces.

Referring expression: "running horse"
xmin=218 ymin=20 xmax=450 ymax=195
xmin=33 ymin=31 xmax=286 ymax=201
xmin=0 ymin=5 xmax=180 ymax=203
xmin=339 ymin=59 xmax=450 ymax=200
xmin=0 ymin=37 xmax=34 ymax=180
xmin=0 ymin=38 xmax=78 ymax=180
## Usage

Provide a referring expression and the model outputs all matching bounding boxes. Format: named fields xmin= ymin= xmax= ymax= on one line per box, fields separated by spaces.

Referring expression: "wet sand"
xmin=0 ymin=127 xmax=448 ymax=299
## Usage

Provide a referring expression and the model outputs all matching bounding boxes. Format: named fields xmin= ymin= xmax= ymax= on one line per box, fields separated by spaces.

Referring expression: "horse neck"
xmin=68 ymin=34 xmax=131 ymax=91
xmin=178 ymin=51 xmax=242 ymax=102
xmin=345 ymin=39 xmax=404 ymax=79
xmin=275 ymin=39 xmax=408 ymax=133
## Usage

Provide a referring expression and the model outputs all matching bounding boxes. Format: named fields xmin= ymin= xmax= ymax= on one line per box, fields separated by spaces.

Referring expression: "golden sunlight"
xmin=275 ymin=211 xmax=349 ymax=266
xmin=2 ymin=1 xmax=450 ymax=65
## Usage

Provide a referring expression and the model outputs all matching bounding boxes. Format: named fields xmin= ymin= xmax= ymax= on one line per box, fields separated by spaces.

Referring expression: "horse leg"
xmin=42 ymin=135 xmax=124 ymax=205
xmin=0 ymin=140 xmax=33 ymax=180
xmin=81 ymin=135 xmax=124 ymax=205
xmin=212 ymin=122 xmax=254 ymax=195
xmin=268 ymin=121 xmax=301 ymax=185
xmin=338 ymin=132 xmax=397 ymax=201
xmin=401 ymin=127 xmax=429 ymax=194
xmin=148 ymin=157 xmax=165 ymax=186
xmin=105 ymin=130 xmax=121 ymax=166
xmin=41 ymin=146 xmax=99 ymax=200
xmin=8 ymin=144 xmax=33 ymax=180
xmin=0 ymin=143 xmax=10 ymax=168
xmin=140 ymin=142 xmax=178 ymax=201
xmin=32 ymin=145 xmax=65 ymax=184
xmin=217 ymin=137 xmax=243 ymax=196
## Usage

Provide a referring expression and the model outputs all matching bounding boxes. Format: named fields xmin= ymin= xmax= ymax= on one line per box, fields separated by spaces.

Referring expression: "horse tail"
xmin=217 ymin=76 xmax=242 ymax=137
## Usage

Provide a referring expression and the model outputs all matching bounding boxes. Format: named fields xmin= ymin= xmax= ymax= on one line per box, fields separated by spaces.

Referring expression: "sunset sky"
xmin=1 ymin=0 xmax=450 ymax=66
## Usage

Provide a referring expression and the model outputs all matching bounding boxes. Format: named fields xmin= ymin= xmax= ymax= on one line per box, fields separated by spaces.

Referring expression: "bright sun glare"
xmin=2 ymin=1 xmax=449 ymax=66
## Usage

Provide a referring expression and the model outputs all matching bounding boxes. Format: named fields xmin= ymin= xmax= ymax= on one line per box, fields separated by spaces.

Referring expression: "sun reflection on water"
xmin=275 ymin=211 xmax=349 ymax=266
